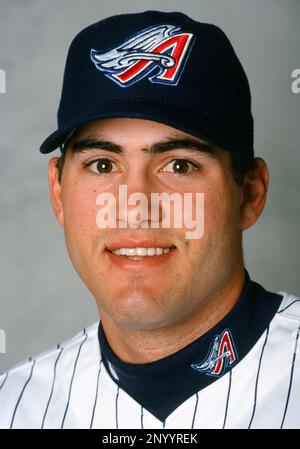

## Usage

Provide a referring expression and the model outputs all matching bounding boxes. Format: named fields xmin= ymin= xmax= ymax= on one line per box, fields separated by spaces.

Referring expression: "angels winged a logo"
xmin=90 ymin=24 xmax=194 ymax=87
xmin=191 ymin=329 xmax=238 ymax=377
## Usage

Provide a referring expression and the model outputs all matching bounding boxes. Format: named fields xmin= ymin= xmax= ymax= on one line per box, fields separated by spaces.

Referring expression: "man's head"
xmin=48 ymin=117 xmax=268 ymax=332
xmin=41 ymin=11 xmax=269 ymax=332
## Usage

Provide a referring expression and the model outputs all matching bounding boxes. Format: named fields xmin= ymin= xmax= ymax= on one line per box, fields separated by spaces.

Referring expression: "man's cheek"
xmin=65 ymin=190 xmax=98 ymax=224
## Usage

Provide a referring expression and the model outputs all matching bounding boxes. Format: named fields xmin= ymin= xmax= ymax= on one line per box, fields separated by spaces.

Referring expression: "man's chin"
xmin=99 ymin=295 xmax=178 ymax=330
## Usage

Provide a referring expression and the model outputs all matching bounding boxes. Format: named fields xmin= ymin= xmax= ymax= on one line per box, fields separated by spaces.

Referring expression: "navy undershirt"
xmin=98 ymin=269 xmax=283 ymax=422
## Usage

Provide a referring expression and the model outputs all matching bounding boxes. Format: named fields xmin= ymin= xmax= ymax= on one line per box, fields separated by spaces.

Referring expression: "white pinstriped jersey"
xmin=0 ymin=290 xmax=299 ymax=429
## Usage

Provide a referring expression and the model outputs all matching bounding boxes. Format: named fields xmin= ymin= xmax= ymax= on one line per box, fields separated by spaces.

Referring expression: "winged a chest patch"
xmin=191 ymin=329 xmax=238 ymax=377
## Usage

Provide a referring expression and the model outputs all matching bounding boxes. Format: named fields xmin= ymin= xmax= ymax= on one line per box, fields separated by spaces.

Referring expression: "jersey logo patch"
xmin=191 ymin=329 xmax=238 ymax=377
xmin=90 ymin=24 xmax=194 ymax=87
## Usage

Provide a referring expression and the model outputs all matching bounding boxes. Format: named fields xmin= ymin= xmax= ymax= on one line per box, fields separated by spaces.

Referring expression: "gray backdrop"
xmin=0 ymin=0 xmax=299 ymax=372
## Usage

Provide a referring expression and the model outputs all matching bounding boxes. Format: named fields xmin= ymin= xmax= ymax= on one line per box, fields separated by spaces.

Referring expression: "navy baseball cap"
xmin=40 ymin=10 xmax=254 ymax=157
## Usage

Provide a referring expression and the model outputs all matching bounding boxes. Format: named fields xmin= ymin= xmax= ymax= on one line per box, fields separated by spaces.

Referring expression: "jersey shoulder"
xmin=276 ymin=290 xmax=300 ymax=320
xmin=0 ymin=321 xmax=99 ymax=414
xmin=0 ymin=321 xmax=98 ymax=379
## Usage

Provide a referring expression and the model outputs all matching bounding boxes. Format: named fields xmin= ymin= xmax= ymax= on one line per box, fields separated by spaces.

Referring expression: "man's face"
xmin=52 ymin=118 xmax=245 ymax=331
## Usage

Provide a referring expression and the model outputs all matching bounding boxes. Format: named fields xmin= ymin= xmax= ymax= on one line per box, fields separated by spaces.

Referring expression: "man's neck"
xmin=98 ymin=267 xmax=246 ymax=364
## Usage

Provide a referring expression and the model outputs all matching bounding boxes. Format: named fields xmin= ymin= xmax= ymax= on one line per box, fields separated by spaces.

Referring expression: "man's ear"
xmin=48 ymin=157 xmax=64 ymax=228
xmin=239 ymin=157 xmax=269 ymax=231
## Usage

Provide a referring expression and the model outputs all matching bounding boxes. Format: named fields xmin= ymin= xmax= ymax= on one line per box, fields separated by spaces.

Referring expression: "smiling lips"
xmin=105 ymin=238 xmax=176 ymax=262
xmin=106 ymin=239 xmax=175 ymax=254
xmin=110 ymin=247 xmax=172 ymax=256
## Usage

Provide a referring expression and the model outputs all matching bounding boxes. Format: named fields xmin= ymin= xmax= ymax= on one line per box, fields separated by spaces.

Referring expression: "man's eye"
xmin=162 ymin=159 xmax=199 ymax=176
xmin=85 ymin=158 xmax=118 ymax=174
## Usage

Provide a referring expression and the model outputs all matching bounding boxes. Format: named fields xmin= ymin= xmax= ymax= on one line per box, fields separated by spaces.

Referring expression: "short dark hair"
xmin=56 ymin=145 xmax=257 ymax=186
xmin=229 ymin=151 xmax=257 ymax=186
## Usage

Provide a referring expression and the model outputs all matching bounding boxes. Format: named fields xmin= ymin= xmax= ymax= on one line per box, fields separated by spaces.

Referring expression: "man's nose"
xmin=117 ymin=163 xmax=164 ymax=228
xmin=123 ymin=162 xmax=154 ymax=195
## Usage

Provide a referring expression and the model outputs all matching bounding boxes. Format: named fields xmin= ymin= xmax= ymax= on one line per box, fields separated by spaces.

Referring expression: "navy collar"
xmin=98 ymin=269 xmax=283 ymax=421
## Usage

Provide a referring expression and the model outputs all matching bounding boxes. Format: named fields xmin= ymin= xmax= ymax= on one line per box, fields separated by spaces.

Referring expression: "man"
xmin=0 ymin=10 xmax=299 ymax=429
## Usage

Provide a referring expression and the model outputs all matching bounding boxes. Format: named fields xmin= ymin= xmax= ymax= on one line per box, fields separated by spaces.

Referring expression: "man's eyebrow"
xmin=69 ymin=136 xmax=218 ymax=157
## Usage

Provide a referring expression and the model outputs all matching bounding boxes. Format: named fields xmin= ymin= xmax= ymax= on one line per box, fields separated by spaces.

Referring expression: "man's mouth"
xmin=108 ymin=247 xmax=175 ymax=257
xmin=105 ymin=239 xmax=177 ymax=264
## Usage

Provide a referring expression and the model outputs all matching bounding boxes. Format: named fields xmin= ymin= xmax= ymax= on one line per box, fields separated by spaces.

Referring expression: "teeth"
xmin=111 ymin=247 xmax=172 ymax=256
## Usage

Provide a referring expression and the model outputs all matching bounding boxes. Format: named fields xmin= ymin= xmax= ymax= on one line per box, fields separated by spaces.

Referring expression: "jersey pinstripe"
xmin=0 ymin=290 xmax=299 ymax=429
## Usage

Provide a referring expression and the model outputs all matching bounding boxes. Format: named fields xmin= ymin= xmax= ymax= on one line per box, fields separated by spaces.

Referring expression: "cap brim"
xmin=39 ymin=101 xmax=239 ymax=154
